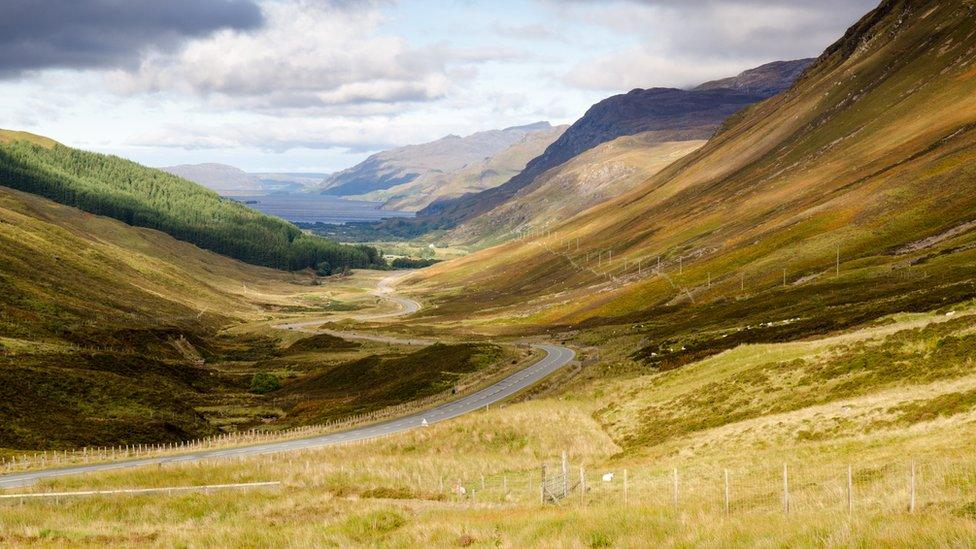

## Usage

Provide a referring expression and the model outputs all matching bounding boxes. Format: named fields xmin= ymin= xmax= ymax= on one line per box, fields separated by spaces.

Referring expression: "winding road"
xmin=0 ymin=273 xmax=575 ymax=489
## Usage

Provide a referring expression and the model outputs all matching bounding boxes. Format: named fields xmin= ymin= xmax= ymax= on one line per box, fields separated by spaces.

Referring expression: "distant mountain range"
xmin=417 ymin=59 xmax=813 ymax=228
xmin=160 ymin=163 xmax=326 ymax=196
xmin=315 ymin=122 xmax=566 ymax=210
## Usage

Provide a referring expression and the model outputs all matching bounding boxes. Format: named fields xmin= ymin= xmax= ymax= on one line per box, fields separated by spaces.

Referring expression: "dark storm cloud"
xmin=0 ymin=0 xmax=263 ymax=78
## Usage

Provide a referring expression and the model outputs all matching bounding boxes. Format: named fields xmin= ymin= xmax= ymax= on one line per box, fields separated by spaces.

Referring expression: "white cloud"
xmin=556 ymin=0 xmax=876 ymax=91
xmin=108 ymin=1 xmax=451 ymax=109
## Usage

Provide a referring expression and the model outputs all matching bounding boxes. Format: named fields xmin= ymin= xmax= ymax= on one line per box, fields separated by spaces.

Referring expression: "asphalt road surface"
xmin=0 ymin=274 xmax=575 ymax=489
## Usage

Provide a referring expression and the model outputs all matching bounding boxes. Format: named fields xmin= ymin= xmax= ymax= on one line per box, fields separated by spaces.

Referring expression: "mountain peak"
xmin=694 ymin=58 xmax=815 ymax=96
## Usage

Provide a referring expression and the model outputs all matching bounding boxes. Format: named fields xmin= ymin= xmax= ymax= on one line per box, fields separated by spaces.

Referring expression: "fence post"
xmin=724 ymin=469 xmax=730 ymax=516
xmin=783 ymin=463 xmax=790 ymax=515
xmin=623 ymin=469 xmax=629 ymax=505
xmin=540 ymin=464 xmax=546 ymax=504
xmin=909 ymin=461 xmax=916 ymax=513
xmin=847 ymin=464 xmax=853 ymax=514
xmin=580 ymin=466 xmax=586 ymax=507
xmin=562 ymin=451 xmax=569 ymax=499
xmin=672 ymin=468 xmax=679 ymax=510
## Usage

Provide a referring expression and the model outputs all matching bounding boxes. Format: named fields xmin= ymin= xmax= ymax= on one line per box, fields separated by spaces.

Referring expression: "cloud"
xmin=128 ymin=117 xmax=439 ymax=154
xmin=557 ymin=0 xmax=877 ymax=91
xmin=107 ymin=1 xmax=464 ymax=110
xmin=0 ymin=0 xmax=263 ymax=78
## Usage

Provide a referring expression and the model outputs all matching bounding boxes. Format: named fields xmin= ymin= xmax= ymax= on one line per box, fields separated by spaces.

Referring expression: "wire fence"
xmin=439 ymin=457 xmax=976 ymax=517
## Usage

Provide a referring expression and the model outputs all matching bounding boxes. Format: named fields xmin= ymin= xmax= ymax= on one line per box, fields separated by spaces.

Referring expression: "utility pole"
xmin=740 ymin=272 xmax=745 ymax=292
xmin=836 ymin=247 xmax=840 ymax=277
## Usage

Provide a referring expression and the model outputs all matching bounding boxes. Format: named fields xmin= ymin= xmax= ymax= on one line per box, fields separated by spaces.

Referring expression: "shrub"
xmin=249 ymin=372 xmax=281 ymax=394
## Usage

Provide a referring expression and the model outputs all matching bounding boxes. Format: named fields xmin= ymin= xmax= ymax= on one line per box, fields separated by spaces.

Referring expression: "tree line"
xmin=0 ymin=141 xmax=385 ymax=272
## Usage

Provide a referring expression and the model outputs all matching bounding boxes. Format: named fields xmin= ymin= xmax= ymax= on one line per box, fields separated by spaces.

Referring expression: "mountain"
xmin=410 ymin=0 xmax=976 ymax=337
xmin=161 ymin=163 xmax=263 ymax=195
xmin=161 ymin=163 xmax=326 ymax=196
xmin=416 ymin=59 xmax=814 ymax=227
xmin=350 ymin=124 xmax=567 ymax=211
xmin=0 ymin=131 xmax=383 ymax=271
xmin=694 ymin=59 xmax=813 ymax=96
xmin=316 ymin=122 xmax=565 ymax=210
xmin=443 ymin=132 xmax=706 ymax=247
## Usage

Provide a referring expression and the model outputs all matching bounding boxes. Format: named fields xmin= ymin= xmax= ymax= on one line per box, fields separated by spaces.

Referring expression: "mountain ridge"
xmin=415 ymin=59 xmax=814 ymax=227
xmin=316 ymin=122 xmax=564 ymax=208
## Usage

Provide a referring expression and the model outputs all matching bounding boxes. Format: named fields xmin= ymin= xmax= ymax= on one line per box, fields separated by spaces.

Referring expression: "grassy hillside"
xmin=8 ymin=306 xmax=976 ymax=545
xmin=0 ymin=185 xmax=510 ymax=450
xmin=442 ymin=133 xmax=705 ymax=248
xmin=0 ymin=130 xmax=383 ymax=272
xmin=0 ymin=184 xmax=307 ymax=448
xmin=409 ymin=0 xmax=976 ymax=344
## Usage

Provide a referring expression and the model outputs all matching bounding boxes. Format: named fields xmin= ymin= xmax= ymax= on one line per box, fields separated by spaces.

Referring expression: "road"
xmin=0 ymin=273 xmax=575 ymax=489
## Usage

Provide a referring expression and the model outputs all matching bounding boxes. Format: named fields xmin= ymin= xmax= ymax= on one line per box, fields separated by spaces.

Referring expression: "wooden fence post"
xmin=623 ymin=469 xmax=629 ymax=504
xmin=672 ymin=468 xmax=679 ymax=510
xmin=909 ymin=461 xmax=916 ymax=513
xmin=540 ymin=464 xmax=546 ymax=504
xmin=580 ymin=466 xmax=586 ymax=507
xmin=847 ymin=464 xmax=853 ymax=514
xmin=783 ymin=463 xmax=790 ymax=515
xmin=724 ymin=469 xmax=730 ymax=516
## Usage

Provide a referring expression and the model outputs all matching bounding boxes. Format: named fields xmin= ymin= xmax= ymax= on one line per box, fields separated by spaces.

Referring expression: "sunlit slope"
xmin=443 ymin=133 xmax=705 ymax=248
xmin=409 ymin=0 xmax=976 ymax=331
xmin=351 ymin=124 xmax=566 ymax=211
xmin=0 ymin=186 xmax=304 ymax=448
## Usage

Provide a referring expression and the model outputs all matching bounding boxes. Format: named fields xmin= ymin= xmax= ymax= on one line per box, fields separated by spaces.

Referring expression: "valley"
xmin=2 ymin=0 xmax=976 ymax=545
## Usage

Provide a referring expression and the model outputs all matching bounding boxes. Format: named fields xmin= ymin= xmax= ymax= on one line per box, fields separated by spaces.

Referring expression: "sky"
xmin=0 ymin=0 xmax=878 ymax=173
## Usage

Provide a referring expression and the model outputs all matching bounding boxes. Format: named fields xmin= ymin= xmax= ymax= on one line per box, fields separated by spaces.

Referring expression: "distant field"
xmin=233 ymin=193 xmax=416 ymax=224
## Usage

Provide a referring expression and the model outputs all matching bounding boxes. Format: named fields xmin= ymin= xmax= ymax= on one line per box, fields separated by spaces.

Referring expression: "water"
xmin=231 ymin=193 xmax=415 ymax=224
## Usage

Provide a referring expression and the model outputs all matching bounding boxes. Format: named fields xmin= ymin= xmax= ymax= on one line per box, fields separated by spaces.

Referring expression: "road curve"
xmin=0 ymin=274 xmax=575 ymax=489
xmin=0 ymin=344 xmax=573 ymax=489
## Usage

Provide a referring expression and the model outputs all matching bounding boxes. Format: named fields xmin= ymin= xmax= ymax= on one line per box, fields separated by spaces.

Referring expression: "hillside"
xmin=0 ymin=131 xmax=383 ymax=272
xmin=316 ymin=122 xmax=563 ymax=210
xmin=351 ymin=124 xmax=567 ymax=211
xmin=0 ymin=184 xmax=303 ymax=448
xmin=409 ymin=0 xmax=976 ymax=343
xmin=416 ymin=59 xmax=813 ymax=227
xmin=443 ymin=133 xmax=706 ymax=247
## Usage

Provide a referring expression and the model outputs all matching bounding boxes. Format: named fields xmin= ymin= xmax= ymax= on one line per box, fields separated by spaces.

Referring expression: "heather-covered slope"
xmin=409 ymin=0 xmax=976 ymax=339
xmin=0 ymin=184 xmax=305 ymax=448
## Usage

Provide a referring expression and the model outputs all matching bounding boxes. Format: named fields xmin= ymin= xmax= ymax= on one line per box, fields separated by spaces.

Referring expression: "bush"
xmin=391 ymin=257 xmax=440 ymax=269
xmin=249 ymin=372 xmax=281 ymax=394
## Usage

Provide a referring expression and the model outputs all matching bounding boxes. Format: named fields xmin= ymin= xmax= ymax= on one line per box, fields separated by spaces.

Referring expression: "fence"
xmin=441 ymin=457 xmax=975 ymax=518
